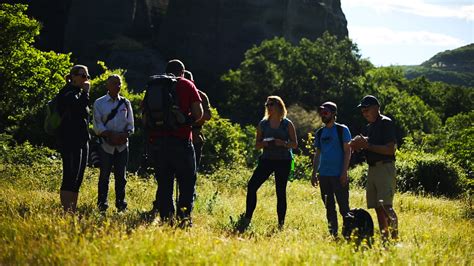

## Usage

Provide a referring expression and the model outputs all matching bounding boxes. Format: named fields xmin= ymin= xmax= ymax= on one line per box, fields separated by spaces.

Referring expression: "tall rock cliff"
xmin=157 ymin=0 xmax=347 ymax=85
xmin=19 ymin=0 xmax=347 ymax=89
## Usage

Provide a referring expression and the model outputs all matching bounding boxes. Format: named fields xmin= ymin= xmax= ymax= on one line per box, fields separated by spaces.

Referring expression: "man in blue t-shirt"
xmin=311 ymin=101 xmax=352 ymax=237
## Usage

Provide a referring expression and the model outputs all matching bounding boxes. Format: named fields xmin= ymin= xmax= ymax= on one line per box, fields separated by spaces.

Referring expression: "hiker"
xmin=57 ymin=65 xmax=91 ymax=213
xmin=239 ymin=96 xmax=297 ymax=231
xmin=183 ymin=70 xmax=212 ymax=171
xmin=93 ymin=74 xmax=134 ymax=213
xmin=147 ymin=59 xmax=203 ymax=227
xmin=311 ymin=101 xmax=352 ymax=238
xmin=350 ymin=95 xmax=399 ymax=241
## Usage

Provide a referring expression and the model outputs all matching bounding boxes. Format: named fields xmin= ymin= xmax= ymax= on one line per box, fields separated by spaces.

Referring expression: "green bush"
xmin=397 ymin=150 xmax=467 ymax=197
xmin=0 ymin=133 xmax=57 ymax=166
xmin=349 ymin=150 xmax=469 ymax=197
xmin=348 ymin=163 xmax=368 ymax=188
xmin=201 ymin=108 xmax=248 ymax=172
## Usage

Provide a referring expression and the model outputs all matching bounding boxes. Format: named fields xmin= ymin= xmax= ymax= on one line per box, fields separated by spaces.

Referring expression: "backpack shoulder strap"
xmin=336 ymin=124 xmax=344 ymax=151
xmin=104 ymin=98 xmax=126 ymax=126
xmin=316 ymin=127 xmax=324 ymax=144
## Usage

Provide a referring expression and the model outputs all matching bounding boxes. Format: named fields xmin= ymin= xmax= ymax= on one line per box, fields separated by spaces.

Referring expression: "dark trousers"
xmin=319 ymin=175 xmax=350 ymax=235
xmin=151 ymin=137 xmax=196 ymax=220
xmin=193 ymin=141 xmax=203 ymax=171
xmin=60 ymin=142 xmax=88 ymax=193
xmin=97 ymin=146 xmax=128 ymax=211
xmin=245 ymin=158 xmax=291 ymax=225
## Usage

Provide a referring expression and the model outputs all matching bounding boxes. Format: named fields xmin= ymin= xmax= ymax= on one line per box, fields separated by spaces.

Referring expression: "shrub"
xmin=396 ymin=150 xmax=467 ymax=197
xmin=201 ymin=108 xmax=247 ymax=172
xmin=0 ymin=133 xmax=57 ymax=166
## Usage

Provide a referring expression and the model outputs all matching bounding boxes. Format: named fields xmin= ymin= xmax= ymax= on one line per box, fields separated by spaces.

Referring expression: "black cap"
xmin=318 ymin=101 xmax=337 ymax=113
xmin=357 ymin=95 xmax=380 ymax=108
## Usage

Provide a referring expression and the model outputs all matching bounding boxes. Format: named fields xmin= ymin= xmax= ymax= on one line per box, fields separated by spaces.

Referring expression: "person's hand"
xmin=311 ymin=172 xmax=319 ymax=187
xmin=82 ymin=81 xmax=90 ymax=94
xmin=340 ymin=172 xmax=348 ymax=187
xmin=274 ymin=139 xmax=286 ymax=147
xmin=350 ymin=134 xmax=368 ymax=151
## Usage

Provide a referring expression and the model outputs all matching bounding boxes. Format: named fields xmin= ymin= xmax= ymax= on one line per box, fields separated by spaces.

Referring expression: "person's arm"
xmin=190 ymin=101 xmax=203 ymax=122
xmin=311 ymin=149 xmax=321 ymax=187
xmin=365 ymin=141 xmax=395 ymax=155
xmin=255 ymin=124 xmax=267 ymax=150
xmin=200 ymin=92 xmax=212 ymax=121
xmin=340 ymin=142 xmax=351 ymax=186
xmin=124 ymin=100 xmax=135 ymax=136
xmin=92 ymin=99 xmax=112 ymax=138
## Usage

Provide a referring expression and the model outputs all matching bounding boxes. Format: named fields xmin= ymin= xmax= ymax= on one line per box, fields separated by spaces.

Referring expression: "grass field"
xmin=0 ymin=161 xmax=473 ymax=265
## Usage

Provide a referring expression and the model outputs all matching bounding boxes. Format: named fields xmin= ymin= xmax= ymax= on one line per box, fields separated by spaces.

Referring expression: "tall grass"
xmin=0 ymin=161 xmax=472 ymax=265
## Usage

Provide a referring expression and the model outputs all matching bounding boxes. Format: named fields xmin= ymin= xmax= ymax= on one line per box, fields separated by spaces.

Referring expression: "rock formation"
xmin=18 ymin=0 xmax=347 ymax=89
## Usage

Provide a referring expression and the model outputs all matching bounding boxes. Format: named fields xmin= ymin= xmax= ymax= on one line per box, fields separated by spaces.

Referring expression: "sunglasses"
xmin=265 ymin=102 xmax=276 ymax=107
xmin=319 ymin=110 xmax=331 ymax=116
xmin=75 ymin=73 xmax=91 ymax=79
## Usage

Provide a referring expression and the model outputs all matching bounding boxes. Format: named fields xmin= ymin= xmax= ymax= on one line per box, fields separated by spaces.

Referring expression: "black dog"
xmin=342 ymin=208 xmax=374 ymax=245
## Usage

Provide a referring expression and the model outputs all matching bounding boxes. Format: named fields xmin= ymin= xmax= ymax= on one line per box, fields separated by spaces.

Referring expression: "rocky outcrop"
xmin=22 ymin=0 xmax=347 ymax=89
xmin=157 ymin=0 xmax=347 ymax=83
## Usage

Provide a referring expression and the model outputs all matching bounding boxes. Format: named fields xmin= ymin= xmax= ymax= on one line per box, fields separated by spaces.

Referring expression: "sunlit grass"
xmin=0 ymin=162 xmax=473 ymax=265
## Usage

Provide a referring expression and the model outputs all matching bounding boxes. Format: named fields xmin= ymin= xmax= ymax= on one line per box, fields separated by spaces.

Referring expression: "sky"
xmin=341 ymin=0 xmax=474 ymax=66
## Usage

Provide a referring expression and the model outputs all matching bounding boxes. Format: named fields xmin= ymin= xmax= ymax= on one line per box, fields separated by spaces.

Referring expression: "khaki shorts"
xmin=366 ymin=161 xmax=396 ymax=209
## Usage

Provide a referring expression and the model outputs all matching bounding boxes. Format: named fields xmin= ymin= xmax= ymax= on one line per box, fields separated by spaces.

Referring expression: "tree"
xmin=0 ymin=4 xmax=72 ymax=144
xmin=220 ymin=33 xmax=372 ymax=126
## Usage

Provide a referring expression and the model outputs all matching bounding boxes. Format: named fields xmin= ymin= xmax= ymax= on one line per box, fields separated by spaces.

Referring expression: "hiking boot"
xmin=235 ymin=215 xmax=251 ymax=233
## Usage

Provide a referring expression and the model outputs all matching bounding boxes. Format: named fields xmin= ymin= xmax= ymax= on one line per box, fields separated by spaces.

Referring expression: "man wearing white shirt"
xmin=93 ymin=75 xmax=134 ymax=212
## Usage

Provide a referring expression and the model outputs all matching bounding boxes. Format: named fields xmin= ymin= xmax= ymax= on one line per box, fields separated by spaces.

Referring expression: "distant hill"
xmin=402 ymin=44 xmax=474 ymax=87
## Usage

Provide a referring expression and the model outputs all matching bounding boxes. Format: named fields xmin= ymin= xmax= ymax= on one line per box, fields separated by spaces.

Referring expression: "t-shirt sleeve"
xmin=382 ymin=119 xmax=397 ymax=144
xmin=314 ymin=129 xmax=321 ymax=148
xmin=189 ymin=81 xmax=202 ymax=103
xmin=343 ymin=126 xmax=352 ymax=143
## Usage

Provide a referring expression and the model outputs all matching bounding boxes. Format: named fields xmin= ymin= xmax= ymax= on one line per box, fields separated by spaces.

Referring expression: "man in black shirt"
xmin=351 ymin=95 xmax=398 ymax=241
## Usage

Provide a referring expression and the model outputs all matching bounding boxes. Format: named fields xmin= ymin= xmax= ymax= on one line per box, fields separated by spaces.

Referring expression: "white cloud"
xmin=349 ymin=26 xmax=466 ymax=46
xmin=343 ymin=0 xmax=474 ymax=21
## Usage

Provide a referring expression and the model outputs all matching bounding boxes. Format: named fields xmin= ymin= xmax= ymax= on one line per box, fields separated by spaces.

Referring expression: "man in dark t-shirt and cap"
xmin=350 ymin=95 xmax=399 ymax=241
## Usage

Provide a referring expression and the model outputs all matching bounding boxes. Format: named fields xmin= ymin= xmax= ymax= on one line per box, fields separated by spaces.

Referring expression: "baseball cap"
xmin=357 ymin=95 xmax=380 ymax=108
xmin=318 ymin=101 xmax=337 ymax=113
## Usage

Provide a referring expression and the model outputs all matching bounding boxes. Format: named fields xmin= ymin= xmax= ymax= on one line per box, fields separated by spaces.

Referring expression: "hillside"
xmin=402 ymin=44 xmax=474 ymax=87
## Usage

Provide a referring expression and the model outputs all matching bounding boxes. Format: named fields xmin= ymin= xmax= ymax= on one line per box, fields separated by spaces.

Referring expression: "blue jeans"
xmin=150 ymin=137 xmax=196 ymax=220
xmin=97 ymin=146 xmax=128 ymax=211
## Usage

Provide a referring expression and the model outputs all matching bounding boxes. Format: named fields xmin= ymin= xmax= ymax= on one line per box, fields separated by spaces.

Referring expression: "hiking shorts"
xmin=366 ymin=161 xmax=396 ymax=209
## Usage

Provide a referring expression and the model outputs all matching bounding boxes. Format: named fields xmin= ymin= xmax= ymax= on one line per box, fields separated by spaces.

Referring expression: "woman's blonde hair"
xmin=65 ymin=65 xmax=88 ymax=83
xmin=263 ymin=95 xmax=287 ymax=120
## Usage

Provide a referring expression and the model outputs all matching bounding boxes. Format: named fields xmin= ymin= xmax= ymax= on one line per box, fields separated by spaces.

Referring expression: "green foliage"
xmin=396 ymin=150 xmax=468 ymax=197
xmin=200 ymin=108 xmax=248 ymax=172
xmin=221 ymin=33 xmax=371 ymax=125
xmin=0 ymin=4 xmax=72 ymax=143
xmin=384 ymin=92 xmax=442 ymax=136
xmin=444 ymin=111 xmax=474 ymax=173
xmin=403 ymin=44 xmax=474 ymax=87
xmin=0 ymin=133 xmax=57 ymax=166
xmin=286 ymin=104 xmax=321 ymax=142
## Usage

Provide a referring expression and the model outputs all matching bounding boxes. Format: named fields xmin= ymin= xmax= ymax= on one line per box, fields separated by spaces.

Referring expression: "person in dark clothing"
xmin=311 ymin=101 xmax=352 ymax=238
xmin=350 ymin=95 xmax=399 ymax=241
xmin=149 ymin=59 xmax=203 ymax=227
xmin=239 ymin=96 xmax=298 ymax=231
xmin=57 ymin=65 xmax=91 ymax=213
